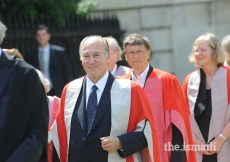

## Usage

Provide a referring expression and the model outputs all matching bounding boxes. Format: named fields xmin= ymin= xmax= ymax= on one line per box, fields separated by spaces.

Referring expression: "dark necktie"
xmin=87 ymin=85 xmax=98 ymax=132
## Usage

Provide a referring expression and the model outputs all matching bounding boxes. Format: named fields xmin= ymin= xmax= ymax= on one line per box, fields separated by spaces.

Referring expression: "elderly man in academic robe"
xmin=51 ymin=35 xmax=161 ymax=162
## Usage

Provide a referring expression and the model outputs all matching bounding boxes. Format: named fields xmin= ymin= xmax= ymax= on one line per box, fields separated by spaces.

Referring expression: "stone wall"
xmin=93 ymin=0 xmax=230 ymax=83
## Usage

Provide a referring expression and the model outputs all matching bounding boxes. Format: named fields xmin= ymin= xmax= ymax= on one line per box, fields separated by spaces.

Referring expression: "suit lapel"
xmin=90 ymin=73 xmax=115 ymax=132
xmin=0 ymin=52 xmax=15 ymax=97
xmin=77 ymin=78 xmax=87 ymax=134
xmin=49 ymin=45 xmax=55 ymax=71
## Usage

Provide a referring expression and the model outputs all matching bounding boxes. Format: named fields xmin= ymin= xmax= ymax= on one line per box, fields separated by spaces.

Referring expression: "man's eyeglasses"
xmin=194 ymin=48 xmax=213 ymax=54
xmin=126 ymin=50 xmax=147 ymax=56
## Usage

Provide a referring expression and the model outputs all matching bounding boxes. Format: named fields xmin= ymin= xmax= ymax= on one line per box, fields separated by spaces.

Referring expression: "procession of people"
xmin=0 ymin=20 xmax=230 ymax=162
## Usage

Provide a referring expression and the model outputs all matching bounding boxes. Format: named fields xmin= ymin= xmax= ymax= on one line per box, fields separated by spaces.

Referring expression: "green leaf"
xmin=0 ymin=0 xmax=98 ymax=26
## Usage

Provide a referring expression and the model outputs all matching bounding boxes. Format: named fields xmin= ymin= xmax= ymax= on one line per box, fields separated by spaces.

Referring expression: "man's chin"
xmin=131 ymin=65 xmax=141 ymax=69
xmin=87 ymin=73 xmax=98 ymax=78
xmin=87 ymin=69 xmax=97 ymax=73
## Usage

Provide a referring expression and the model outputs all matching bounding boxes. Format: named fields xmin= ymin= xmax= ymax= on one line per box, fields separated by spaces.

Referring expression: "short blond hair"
xmin=3 ymin=48 xmax=24 ymax=60
xmin=189 ymin=33 xmax=227 ymax=66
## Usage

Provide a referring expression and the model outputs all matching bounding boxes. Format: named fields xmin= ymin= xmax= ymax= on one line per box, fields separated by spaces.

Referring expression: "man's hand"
xmin=100 ymin=136 xmax=122 ymax=152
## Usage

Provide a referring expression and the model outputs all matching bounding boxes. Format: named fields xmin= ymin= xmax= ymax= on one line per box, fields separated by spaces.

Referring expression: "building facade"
xmin=93 ymin=0 xmax=230 ymax=83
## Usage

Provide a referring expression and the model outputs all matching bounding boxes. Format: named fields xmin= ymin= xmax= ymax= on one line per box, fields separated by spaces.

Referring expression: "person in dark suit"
xmin=50 ymin=35 xmax=161 ymax=162
xmin=25 ymin=25 xmax=72 ymax=97
xmin=0 ymin=21 xmax=48 ymax=162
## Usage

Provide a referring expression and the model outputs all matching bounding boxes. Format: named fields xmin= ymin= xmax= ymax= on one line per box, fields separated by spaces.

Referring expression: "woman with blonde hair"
xmin=182 ymin=33 xmax=230 ymax=162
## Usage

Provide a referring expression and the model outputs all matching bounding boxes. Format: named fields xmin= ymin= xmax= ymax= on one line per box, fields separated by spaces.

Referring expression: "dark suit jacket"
xmin=0 ymin=51 xmax=48 ymax=162
xmin=53 ymin=72 xmax=148 ymax=162
xmin=25 ymin=45 xmax=72 ymax=97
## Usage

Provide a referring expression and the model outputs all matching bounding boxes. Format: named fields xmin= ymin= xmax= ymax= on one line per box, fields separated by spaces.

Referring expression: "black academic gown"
xmin=0 ymin=51 xmax=49 ymax=162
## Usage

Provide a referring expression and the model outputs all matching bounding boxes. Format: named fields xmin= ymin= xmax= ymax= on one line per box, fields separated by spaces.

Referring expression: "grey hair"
xmin=222 ymin=35 xmax=230 ymax=54
xmin=189 ymin=33 xmax=227 ymax=66
xmin=35 ymin=69 xmax=50 ymax=93
xmin=0 ymin=21 xmax=7 ymax=45
xmin=104 ymin=36 xmax=122 ymax=61
xmin=79 ymin=35 xmax=109 ymax=60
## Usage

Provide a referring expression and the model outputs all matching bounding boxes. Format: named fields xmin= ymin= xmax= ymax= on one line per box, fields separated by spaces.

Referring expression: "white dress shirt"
xmin=224 ymin=60 xmax=229 ymax=67
xmin=111 ymin=64 xmax=117 ymax=76
xmin=0 ymin=48 xmax=2 ymax=57
xmin=38 ymin=44 xmax=53 ymax=88
xmin=131 ymin=64 xmax=149 ymax=88
xmin=86 ymin=71 xmax=109 ymax=109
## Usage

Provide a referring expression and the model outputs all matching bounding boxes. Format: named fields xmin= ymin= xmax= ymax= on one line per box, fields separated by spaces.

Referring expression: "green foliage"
xmin=0 ymin=0 xmax=98 ymax=26
xmin=76 ymin=0 xmax=98 ymax=17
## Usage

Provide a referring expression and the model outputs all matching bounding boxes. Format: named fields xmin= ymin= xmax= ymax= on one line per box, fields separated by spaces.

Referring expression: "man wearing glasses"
xmin=120 ymin=33 xmax=196 ymax=162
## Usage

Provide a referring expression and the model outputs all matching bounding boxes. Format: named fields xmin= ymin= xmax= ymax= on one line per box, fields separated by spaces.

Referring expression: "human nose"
xmin=133 ymin=52 xmax=139 ymax=58
xmin=88 ymin=56 xmax=95 ymax=63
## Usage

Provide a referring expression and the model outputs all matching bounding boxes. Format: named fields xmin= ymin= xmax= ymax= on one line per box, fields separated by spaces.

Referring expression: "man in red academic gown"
xmin=50 ymin=35 xmax=161 ymax=162
xmin=119 ymin=33 xmax=196 ymax=162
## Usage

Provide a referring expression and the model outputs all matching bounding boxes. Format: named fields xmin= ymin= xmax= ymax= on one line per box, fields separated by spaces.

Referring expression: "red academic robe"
xmin=50 ymin=77 xmax=161 ymax=162
xmin=47 ymin=96 xmax=61 ymax=162
xmin=121 ymin=68 xmax=196 ymax=162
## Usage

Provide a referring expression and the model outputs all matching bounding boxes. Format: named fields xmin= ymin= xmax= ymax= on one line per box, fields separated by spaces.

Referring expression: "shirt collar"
xmin=111 ymin=64 xmax=117 ymax=75
xmin=86 ymin=70 xmax=109 ymax=93
xmin=38 ymin=43 xmax=50 ymax=52
xmin=131 ymin=64 xmax=149 ymax=86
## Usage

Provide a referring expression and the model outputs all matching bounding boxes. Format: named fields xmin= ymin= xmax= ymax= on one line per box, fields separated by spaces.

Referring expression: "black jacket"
xmin=0 ymin=51 xmax=48 ymax=162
